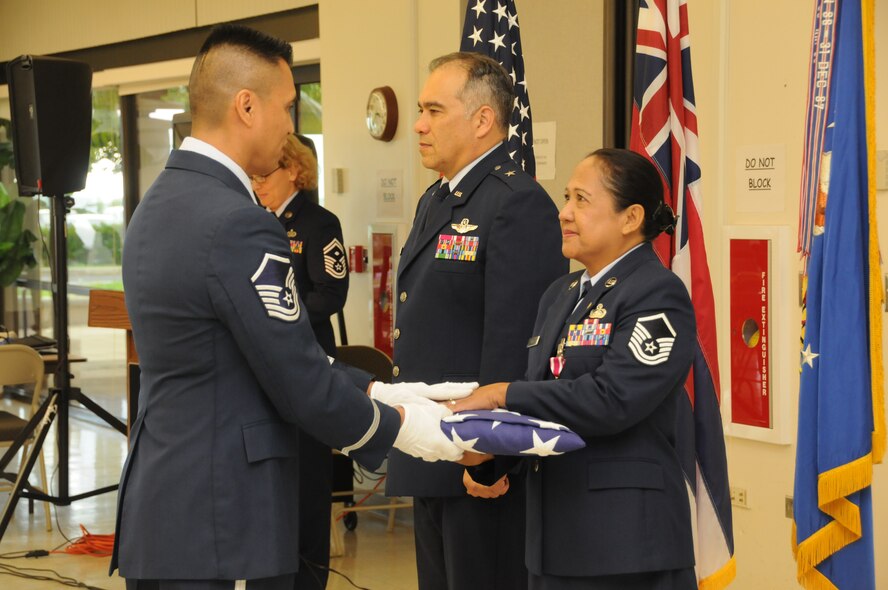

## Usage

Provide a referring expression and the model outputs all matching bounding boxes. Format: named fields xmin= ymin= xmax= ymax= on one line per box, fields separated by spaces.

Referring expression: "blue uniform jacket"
xmin=278 ymin=194 xmax=348 ymax=357
xmin=387 ymin=143 xmax=567 ymax=497
xmin=506 ymin=243 xmax=697 ymax=577
xmin=111 ymin=150 xmax=399 ymax=581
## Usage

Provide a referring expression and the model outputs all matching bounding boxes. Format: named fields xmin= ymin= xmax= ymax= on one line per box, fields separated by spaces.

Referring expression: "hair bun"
xmin=653 ymin=202 xmax=677 ymax=236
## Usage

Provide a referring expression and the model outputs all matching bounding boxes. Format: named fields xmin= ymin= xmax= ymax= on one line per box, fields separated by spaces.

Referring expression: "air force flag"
xmin=441 ymin=409 xmax=585 ymax=456
xmin=251 ymin=253 xmax=300 ymax=322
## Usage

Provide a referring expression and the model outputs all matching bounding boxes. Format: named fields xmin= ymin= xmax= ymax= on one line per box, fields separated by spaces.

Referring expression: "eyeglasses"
xmin=250 ymin=165 xmax=282 ymax=185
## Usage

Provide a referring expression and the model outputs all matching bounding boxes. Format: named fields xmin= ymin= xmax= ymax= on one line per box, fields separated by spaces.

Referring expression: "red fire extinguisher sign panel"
xmin=729 ymin=238 xmax=771 ymax=429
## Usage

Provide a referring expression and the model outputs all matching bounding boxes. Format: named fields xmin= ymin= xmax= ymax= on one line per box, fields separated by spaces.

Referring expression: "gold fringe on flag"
xmin=794 ymin=451 xmax=874 ymax=584
xmin=862 ymin=0 xmax=885 ymax=466
xmin=698 ymin=556 xmax=737 ymax=590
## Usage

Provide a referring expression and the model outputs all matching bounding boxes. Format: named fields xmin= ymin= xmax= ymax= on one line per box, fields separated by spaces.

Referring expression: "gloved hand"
xmin=370 ymin=381 xmax=478 ymax=405
xmin=392 ymin=402 xmax=464 ymax=462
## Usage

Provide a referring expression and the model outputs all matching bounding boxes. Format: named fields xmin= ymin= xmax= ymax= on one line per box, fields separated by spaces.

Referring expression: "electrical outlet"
xmin=786 ymin=496 xmax=794 ymax=519
xmin=730 ymin=486 xmax=748 ymax=508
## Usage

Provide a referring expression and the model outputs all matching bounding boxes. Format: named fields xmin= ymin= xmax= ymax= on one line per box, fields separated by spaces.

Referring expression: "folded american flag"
xmin=441 ymin=409 xmax=585 ymax=456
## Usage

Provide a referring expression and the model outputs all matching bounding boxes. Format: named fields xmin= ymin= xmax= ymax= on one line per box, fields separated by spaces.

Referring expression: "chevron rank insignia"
xmin=251 ymin=253 xmax=300 ymax=322
xmin=323 ymin=238 xmax=347 ymax=279
xmin=628 ymin=313 xmax=676 ymax=366
xmin=451 ymin=218 xmax=478 ymax=234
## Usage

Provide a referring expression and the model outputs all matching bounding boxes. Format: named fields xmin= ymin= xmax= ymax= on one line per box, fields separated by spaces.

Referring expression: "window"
xmin=297 ymin=81 xmax=324 ymax=204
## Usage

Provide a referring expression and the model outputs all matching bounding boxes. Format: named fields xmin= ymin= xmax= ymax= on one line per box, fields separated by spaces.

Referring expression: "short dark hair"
xmin=197 ymin=24 xmax=293 ymax=65
xmin=429 ymin=52 xmax=514 ymax=133
xmin=588 ymin=148 xmax=676 ymax=240
xmin=189 ymin=24 xmax=293 ymax=124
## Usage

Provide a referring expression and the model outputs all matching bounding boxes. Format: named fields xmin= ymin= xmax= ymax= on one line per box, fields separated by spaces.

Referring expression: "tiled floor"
xmin=0 ymin=395 xmax=419 ymax=590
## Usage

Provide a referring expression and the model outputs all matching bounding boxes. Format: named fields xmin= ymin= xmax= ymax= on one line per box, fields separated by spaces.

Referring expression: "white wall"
xmin=316 ymin=0 xmax=457 ymax=346
xmin=518 ymin=1 xmax=605 ymax=205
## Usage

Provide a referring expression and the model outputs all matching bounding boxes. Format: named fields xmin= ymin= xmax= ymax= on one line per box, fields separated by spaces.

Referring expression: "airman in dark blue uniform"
xmin=112 ymin=25 xmax=465 ymax=590
xmin=453 ymin=149 xmax=700 ymax=590
xmin=388 ymin=52 xmax=567 ymax=590
xmin=253 ymin=134 xmax=351 ymax=589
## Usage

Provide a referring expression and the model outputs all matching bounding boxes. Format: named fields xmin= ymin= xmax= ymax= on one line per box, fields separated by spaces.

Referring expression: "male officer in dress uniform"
xmin=387 ymin=52 xmax=567 ymax=590
xmin=112 ymin=25 xmax=468 ymax=590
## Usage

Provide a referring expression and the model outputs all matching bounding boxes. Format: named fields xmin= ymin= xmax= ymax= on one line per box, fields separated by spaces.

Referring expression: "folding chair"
xmin=329 ymin=345 xmax=410 ymax=557
xmin=0 ymin=344 xmax=52 ymax=531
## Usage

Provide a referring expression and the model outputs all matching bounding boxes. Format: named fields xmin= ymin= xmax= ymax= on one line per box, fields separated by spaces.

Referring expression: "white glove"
xmin=370 ymin=381 xmax=478 ymax=404
xmin=393 ymin=402 xmax=464 ymax=462
xmin=370 ymin=382 xmax=439 ymax=407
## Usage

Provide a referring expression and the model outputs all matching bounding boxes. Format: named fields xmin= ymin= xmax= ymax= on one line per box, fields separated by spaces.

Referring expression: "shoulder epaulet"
xmin=489 ymin=163 xmax=530 ymax=189
xmin=309 ymin=201 xmax=339 ymax=221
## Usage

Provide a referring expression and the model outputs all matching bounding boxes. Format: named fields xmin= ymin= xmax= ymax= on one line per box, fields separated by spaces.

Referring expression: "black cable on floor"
xmin=50 ymin=463 xmax=76 ymax=549
xmin=0 ymin=562 xmax=109 ymax=590
xmin=301 ymin=557 xmax=372 ymax=590
xmin=0 ymin=460 xmax=102 ymax=590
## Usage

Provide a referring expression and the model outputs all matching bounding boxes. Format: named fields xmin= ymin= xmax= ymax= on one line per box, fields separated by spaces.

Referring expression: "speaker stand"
xmin=0 ymin=194 xmax=127 ymax=541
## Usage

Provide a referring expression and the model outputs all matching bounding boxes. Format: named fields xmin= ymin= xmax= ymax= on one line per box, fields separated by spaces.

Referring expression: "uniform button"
xmin=399 ymin=292 xmax=407 ymax=303
xmin=533 ymin=460 xmax=540 ymax=472
xmin=392 ymin=366 xmax=400 ymax=377
xmin=393 ymin=328 xmax=401 ymax=340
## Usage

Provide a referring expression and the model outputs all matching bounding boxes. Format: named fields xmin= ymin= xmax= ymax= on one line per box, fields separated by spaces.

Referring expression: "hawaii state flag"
xmin=793 ymin=1 xmax=884 ymax=588
xmin=629 ymin=1 xmax=735 ymax=587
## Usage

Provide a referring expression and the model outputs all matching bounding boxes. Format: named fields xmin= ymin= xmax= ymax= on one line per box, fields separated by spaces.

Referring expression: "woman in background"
xmin=252 ymin=134 xmax=350 ymax=589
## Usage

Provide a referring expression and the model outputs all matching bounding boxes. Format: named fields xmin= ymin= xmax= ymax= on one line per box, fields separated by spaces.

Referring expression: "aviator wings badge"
xmin=451 ymin=218 xmax=478 ymax=234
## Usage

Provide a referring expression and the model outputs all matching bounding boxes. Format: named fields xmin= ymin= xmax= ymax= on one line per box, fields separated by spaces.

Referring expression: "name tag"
xmin=566 ymin=319 xmax=612 ymax=347
xmin=435 ymin=234 xmax=479 ymax=261
xmin=527 ymin=336 xmax=540 ymax=348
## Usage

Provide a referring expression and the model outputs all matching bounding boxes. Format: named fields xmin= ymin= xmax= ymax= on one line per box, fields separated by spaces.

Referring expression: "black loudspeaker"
xmin=5 ymin=55 xmax=92 ymax=196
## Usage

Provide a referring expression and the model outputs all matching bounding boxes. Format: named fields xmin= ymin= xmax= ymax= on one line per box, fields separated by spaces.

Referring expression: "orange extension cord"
xmin=54 ymin=525 xmax=115 ymax=557
xmin=57 ymin=477 xmax=386 ymax=551
xmin=335 ymin=476 xmax=386 ymax=522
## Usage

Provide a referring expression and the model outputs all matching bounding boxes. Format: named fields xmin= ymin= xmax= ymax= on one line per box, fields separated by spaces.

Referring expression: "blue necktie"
xmin=420 ymin=181 xmax=450 ymax=233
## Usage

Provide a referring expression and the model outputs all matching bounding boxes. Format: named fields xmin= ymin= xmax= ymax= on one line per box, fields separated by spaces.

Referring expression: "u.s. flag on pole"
xmin=629 ymin=1 xmax=735 ymax=588
xmin=460 ymin=0 xmax=535 ymax=176
xmin=793 ymin=1 xmax=884 ymax=588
